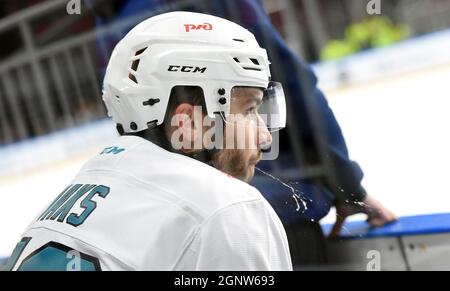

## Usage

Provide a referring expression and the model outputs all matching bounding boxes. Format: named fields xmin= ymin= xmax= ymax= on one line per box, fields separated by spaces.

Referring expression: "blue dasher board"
xmin=322 ymin=213 xmax=450 ymax=239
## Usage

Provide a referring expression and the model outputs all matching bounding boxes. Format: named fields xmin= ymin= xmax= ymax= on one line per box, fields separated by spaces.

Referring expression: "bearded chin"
xmin=212 ymin=150 xmax=251 ymax=182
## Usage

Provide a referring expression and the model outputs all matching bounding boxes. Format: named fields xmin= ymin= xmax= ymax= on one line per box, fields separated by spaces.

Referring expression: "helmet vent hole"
xmin=243 ymin=67 xmax=262 ymax=72
xmin=129 ymin=73 xmax=138 ymax=84
xmin=128 ymin=47 xmax=148 ymax=84
xmin=131 ymin=59 xmax=140 ymax=71
xmin=233 ymin=38 xmax=245 ymax=42
xmin=135 ymin=47 xmax=147 ymax=56
xmin=250 ymin=58 xmax=260 ymax=65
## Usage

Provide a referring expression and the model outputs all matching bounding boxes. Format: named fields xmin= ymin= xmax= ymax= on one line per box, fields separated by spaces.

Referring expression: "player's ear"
xmin=173 ymin=103 xmax=194 ymax=125
xmin=171 ymin=103 xmax=202 ymax=152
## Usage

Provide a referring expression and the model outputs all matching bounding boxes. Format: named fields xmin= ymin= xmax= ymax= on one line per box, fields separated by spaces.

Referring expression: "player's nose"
xmin=258 ymin=121 xmax=272 ymax=152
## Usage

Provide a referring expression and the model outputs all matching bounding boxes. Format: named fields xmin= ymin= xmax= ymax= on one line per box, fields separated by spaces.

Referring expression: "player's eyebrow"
xmin=232 ymin=87 xmax=263 ymax=105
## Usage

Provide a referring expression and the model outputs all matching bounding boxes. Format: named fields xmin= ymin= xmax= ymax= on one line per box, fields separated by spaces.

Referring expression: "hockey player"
xmin=5 ymin=11 xmax=292 ymax=271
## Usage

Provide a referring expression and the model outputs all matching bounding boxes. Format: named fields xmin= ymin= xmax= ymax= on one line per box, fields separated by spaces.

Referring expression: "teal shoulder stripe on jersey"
xmin=18 ymin=242 xmax=100 ymax=271
xmin=4 ymin=237 xmax=31 ymax=271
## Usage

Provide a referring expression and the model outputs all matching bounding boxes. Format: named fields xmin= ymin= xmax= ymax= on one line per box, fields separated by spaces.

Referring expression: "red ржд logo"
xmin=184 ymin=23 xmax=213 ymax=32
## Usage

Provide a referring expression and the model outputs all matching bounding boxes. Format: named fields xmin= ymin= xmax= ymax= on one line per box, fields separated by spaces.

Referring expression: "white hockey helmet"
xmin=102 ymin=11 xmax=286 ymax=133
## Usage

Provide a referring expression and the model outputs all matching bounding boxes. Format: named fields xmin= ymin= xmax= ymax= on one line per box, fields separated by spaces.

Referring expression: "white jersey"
xmin=8 ymin=136 xmax=292 ymax=271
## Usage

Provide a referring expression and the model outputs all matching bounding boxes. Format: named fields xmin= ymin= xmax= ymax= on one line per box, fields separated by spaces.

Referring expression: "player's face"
xmin=212 ymin=87 xmax=272 ymax=182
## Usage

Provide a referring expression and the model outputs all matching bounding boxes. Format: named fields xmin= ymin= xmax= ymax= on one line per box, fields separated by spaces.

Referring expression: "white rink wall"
xmin=319 ymin=62 xmax=450 ymax=224
xmin=1 ymin=30 xmax=450 ymax=258
xmin=315 ymin=29 xmax=450 ymax=224
xmin=0 ymin=120 xmax=118 ymax=258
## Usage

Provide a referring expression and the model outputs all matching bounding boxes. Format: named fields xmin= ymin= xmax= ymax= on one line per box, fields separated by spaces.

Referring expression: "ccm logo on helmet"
xmin=168 ymin=65 xmax=207 ymax=73
xmin=184 ymin=23 xmax=213 ymax=32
